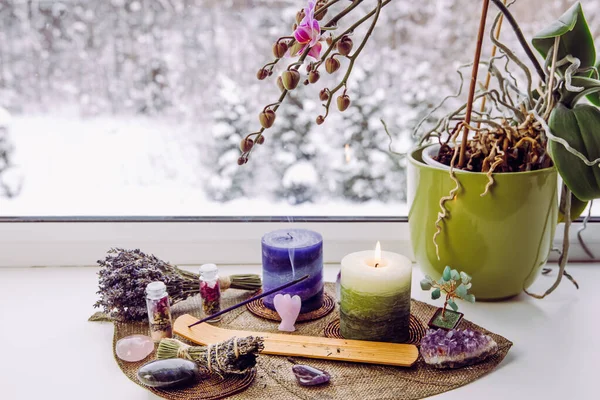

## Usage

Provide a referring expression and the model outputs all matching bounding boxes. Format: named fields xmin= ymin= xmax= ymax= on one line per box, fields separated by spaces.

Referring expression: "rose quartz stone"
xmin=116 ymin=334 xmax=155 ymax=362
xmin=273 ymin=294 xmax=302 ymax=332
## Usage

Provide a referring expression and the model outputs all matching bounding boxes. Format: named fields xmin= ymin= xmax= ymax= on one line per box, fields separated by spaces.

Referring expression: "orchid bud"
xmin=256 ymin=135 xmax=265 ymax=145
xmin=282 ymin=70 xmax=301 ymax=90
xmin=296 ymin=10 xmax=305 ymax=24
xmin=325 ymin=57 xmax=341 ymax=74
xmin=259 ymin=109 xmax=276 ymax=129
xmin=288 ymin=42 xmax=303 ymax=57
xmin=337 ymin=36 xmax=353 ymax=56
xmin=308 ymin=70 xmax=320 ymax=84
xmin=326 ymin=35 xmax=334 ymax=47
xmin=276 ymin=76 xmax=285 ymax=92
xmin=315 ymin=4 xmax=327 ymax=21
xmin=319 ymin=89 xmax=329 ymax=101
xmin=337 ymin=94 xmax=351 ymax=112
xmin=272 ymin=41 xmax=288 ymax=59
xmin=240 ymin=138 xmax=254 ymax=153
xmin=237 ymin=156 xmax=247 ymax=166
xmin=304 ymin=79 xmax=309 ymax=86
xmin=256 ymin=68 xmax=268 ymax=80
xmin=316 ymin=115 xmax=325 ymax=125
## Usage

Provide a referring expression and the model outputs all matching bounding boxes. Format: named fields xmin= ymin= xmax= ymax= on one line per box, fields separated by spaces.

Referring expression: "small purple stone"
xmin=420 ymin=328 xmax=498 ymax=369
xmin=292 ymin=364 xmax=331 ymax=386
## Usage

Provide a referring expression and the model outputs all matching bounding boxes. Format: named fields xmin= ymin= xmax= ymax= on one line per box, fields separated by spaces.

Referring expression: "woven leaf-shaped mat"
xmin=108 ymin=283 xmax=512 ymax=399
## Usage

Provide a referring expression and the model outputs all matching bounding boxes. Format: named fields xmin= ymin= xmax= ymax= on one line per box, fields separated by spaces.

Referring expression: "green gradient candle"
xmin=340 ymin=242 xmax=412 ymax=343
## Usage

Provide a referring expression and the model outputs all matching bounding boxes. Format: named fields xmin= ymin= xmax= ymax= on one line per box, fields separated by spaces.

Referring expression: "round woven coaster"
xmin=148 ymin=369 xmax=257 ymax=400
xmin=323 ymin=314 xmax=427 ymax=345
xmin=246 ymin=291 xmax=335 ymax=322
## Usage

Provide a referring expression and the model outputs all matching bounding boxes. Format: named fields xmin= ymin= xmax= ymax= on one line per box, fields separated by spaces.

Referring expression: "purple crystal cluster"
xmin=420 ymin=328 xmax=498 ymax=369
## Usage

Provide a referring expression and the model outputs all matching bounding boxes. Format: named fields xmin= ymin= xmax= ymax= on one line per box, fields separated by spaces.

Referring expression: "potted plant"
xmin=237 ymin=0 xmax=600 ymax=299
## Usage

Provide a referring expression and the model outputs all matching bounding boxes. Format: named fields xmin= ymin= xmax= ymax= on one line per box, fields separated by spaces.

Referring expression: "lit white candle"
xmin=340 ymin=242 xmax=412 ymax=343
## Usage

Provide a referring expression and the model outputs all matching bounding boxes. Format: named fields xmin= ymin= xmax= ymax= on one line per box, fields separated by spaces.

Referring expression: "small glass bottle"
xmin=145 ymin=281 xmax=173 ymax=342
xmin=199 ymin=264 xmax=222 ymax=322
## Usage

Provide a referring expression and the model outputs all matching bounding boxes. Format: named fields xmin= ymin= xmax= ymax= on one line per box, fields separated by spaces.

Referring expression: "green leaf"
xmin=450 ymin=269 xmax=460 ymax=282
xmin=463 ymin=294 xmax=476 ymax=303
xmin=420 ymin=279 xmax=432 ymax=291
xmin=549 ymin=103 xmax=600 ymax=200
xmin=431 ymin=288 xmax=441 ymax=300
xmin=455 ymin=284 xmax=468 ymax=299
xmin=587 ymin=61 xmax=600 ymax=106
xmin=460 ymin=271 xmax=471 ymax=284
xmin=442 ymin=266 xmax=451 ymax=282
xmin=448 ymin=299 xmax=458 ymax=311
xmin=532 ymin=3 xmax=596 ymax=74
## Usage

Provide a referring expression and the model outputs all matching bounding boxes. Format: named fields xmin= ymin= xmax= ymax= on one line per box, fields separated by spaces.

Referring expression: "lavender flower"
xmin=94 ymin=248 xmax=199 ymax=321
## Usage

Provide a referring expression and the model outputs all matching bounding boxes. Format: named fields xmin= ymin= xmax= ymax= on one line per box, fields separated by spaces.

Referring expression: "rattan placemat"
xmin=103 ymin=283 xmax=512 ymax=400
xmin=246 ymin=291 xmax=335 ymax=322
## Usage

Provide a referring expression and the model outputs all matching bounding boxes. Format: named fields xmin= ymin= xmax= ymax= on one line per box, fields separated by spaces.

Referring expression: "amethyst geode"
xmin=420 ymin=328 xmax=498 ymax=369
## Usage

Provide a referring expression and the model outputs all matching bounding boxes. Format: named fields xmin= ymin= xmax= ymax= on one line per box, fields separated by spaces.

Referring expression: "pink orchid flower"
xmin=293 ymin=1 xmax=322 ymax=59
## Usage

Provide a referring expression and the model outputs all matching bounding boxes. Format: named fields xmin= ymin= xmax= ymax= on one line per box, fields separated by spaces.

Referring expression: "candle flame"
xmin=374 ymin=241 xmax=381 ymax=264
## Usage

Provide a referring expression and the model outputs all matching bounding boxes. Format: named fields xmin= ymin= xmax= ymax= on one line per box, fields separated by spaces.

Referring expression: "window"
xmin=1 ymin=0 xmax=598 ymax=217
xmin=0 ymin=1 xmax=598 ymax=267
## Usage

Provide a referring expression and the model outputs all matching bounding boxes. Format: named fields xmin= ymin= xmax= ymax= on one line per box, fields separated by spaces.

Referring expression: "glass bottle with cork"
xmin=145 ymin=281 xmax=173 ymax=342
xmin=199 ymin=264 xmax=222 ymax=322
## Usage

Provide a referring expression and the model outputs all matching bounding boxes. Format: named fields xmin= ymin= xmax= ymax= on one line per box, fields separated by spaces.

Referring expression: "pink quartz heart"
xmin=116 ymin=334 xmax=155 ymax=362
xmin=273 ymin=294 xmax=302 ymax=332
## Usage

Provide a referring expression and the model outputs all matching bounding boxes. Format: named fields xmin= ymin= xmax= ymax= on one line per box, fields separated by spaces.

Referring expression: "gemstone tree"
xmin=262 ymin=229 xmax=324 ymax=313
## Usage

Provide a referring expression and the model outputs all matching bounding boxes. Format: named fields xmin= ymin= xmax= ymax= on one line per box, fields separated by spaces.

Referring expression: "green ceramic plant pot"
xmin=408 ymin=146 xmax=558 ymax=300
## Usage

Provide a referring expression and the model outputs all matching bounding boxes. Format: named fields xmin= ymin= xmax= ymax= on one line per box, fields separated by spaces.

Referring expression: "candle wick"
xmin=375 ymin=263 xmax=379 ymax=268
xmin=287 ymin=232 xmax=293 ymax=239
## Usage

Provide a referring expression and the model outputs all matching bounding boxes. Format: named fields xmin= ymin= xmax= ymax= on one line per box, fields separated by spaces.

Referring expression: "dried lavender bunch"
xmin=157 ymin=336 xmax=264 ymax=377
xmin=94 ymin=248 xmax=199 ymax=321
xmin=94 ymin=248 xmax=262 ymax=321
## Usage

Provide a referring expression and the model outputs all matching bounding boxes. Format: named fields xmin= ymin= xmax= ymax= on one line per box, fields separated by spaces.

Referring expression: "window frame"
xmin=0 ymin=216 xmax=597 ymax=267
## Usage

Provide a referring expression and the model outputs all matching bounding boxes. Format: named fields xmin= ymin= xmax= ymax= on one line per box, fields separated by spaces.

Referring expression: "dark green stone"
xmin=137 ymin=359 xmax=205 ymax=388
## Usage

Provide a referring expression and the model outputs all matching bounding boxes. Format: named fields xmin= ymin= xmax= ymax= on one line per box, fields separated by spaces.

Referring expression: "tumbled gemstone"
xmin=137 ymin=359 xmax=207 ymax=388
xmin=292 ymin=364 xmax=331 ymax=386
xmin=420 ymin=328 xmax=498 ymax=369
xmin=116 ymin=334 xmax=154 ymax=362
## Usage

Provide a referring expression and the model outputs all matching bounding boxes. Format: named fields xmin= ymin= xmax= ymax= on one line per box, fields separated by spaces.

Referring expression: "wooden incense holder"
xmin=174 ymin=314 xmax=419 ymax=367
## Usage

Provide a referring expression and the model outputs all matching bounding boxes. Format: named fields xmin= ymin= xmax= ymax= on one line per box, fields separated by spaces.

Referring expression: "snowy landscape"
xmin=0 ymin=0 xmax=598 ymax=216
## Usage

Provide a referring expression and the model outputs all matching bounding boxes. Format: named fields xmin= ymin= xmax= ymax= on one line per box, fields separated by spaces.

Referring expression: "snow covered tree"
xmin=203 ymin=76 xmax=258 ymax=202
xmin=330 ymin=63 xmax=405 ymax=203
xmin=265 ymin=94 xmax=324 ymax=204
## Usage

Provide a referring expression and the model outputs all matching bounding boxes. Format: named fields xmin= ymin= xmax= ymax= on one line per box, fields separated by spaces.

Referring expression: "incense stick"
xmin=188 ymin=274 xmax=309 ymax=328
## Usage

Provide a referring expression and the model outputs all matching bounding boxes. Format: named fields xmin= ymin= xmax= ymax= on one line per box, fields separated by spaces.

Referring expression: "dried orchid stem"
xmin=489 ymin=13 xmax=535 ymax=109
xmin=543 ymin=37 xmax=560 ymax=120
xmin=578 ymin=199 xmax=595 ymax=260
xmin=433 ymin=123 xmax=463 ymax=260
xmin=458 ymin=0 xmax=490 ymax=168
xmin=490 ymin=0 xmax=545 ymax=81
xmin=524 ymin=185 xmax=571 ymax=299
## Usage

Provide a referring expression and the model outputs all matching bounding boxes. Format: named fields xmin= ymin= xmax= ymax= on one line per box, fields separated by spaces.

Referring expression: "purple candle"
xmin=262 ymin=229 xmax=324 ymax=313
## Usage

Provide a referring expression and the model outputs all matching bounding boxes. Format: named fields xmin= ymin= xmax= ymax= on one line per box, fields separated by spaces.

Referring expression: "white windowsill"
xmin=0 ymin=263 xmax=596 ymax=399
